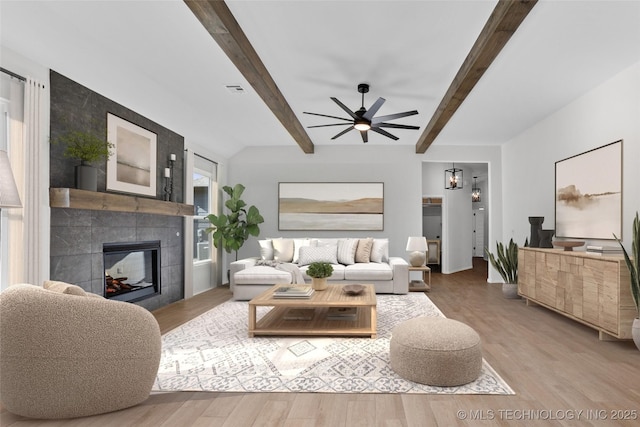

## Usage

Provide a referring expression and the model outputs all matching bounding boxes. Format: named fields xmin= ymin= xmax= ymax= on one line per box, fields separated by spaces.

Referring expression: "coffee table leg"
xmin=248 ymin=304 xmax=256 ymax=338
xmin=370 ymin=305 xmax=377 ymax=339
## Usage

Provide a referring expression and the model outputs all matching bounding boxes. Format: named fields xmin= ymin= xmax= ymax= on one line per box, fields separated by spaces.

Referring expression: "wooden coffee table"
xmin=248 ymin=284 xmax=377 ymax=338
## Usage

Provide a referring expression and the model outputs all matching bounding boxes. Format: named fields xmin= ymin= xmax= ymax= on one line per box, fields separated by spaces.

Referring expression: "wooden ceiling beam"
xmin=415 ymin=0 xmax=538 ymax=154
xmin=184 ymin=0 xmax=315 ymax=154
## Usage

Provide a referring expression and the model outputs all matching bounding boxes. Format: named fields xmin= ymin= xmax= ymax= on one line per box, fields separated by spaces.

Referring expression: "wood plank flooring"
xmin=3 ymin=259 xmax=639 ymax=426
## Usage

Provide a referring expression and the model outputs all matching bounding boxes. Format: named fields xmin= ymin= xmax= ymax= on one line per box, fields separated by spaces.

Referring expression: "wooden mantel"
xmin=50 ymin=188 xmax=194 ymax=217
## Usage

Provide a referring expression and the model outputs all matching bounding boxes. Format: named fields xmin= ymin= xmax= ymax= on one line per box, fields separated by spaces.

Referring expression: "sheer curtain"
xmin=5 ymin=76 xmax=46 ymax=287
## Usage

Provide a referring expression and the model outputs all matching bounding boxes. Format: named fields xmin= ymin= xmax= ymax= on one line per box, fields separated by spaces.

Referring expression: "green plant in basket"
xmin=306 ymin=262 xmax=334 ymax=278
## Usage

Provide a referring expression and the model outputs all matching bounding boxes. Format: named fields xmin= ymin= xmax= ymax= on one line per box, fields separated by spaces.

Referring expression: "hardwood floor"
xmin=3 ymin=260 xmax=639 ymax=426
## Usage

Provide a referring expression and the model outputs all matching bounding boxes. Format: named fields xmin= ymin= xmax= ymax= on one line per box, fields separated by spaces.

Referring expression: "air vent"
xmin=225 ymin=84 xmax=245 ymax=94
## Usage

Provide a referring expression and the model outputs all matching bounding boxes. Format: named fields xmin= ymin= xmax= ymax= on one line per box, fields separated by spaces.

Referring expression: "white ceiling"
xmin=1 ymin=0 xmax=639 ymax=158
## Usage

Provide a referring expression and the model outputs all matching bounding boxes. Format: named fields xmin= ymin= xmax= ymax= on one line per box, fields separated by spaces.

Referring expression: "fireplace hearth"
xmin=103 ymin=241 xmax=161 ymax=302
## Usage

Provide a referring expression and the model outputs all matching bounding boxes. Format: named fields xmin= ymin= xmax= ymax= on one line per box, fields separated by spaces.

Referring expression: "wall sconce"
xmin=0 ymin=150 xmax=22 ymax=209
xmin=444 ymin=163 xmax=463 ymax=190
xmin=472 ymin=176 xmax=481 ymax=202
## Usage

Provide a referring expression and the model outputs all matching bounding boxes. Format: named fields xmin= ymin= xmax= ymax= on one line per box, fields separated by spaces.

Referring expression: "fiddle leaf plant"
xmin=206 ymin=184 xmax=264 ymax=260
xmin=614 ymin=211 xmax=639 ymax=317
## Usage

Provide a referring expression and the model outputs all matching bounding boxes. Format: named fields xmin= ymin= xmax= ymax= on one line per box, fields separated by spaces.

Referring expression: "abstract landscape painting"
xmin=555 ymin=140 xmax=622 ymax=239
xmin=279 ymin=182 xmax=383 ymax=230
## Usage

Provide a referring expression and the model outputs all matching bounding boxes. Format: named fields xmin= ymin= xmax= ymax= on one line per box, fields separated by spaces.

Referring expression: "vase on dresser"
xmin=633 ymin=319 xmax=640 ymax=351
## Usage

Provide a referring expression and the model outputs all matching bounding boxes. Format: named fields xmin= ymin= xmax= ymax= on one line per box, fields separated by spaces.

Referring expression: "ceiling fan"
xmin=303 ymin=83 xmax=419 ymax=143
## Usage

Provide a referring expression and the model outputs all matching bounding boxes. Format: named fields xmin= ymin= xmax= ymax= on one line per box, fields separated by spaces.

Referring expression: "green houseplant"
xmin=613 ymin=211 xmax=639 ymax=350
xmin=485 ymin=238 xmax=519 ymax=298
xmin=52 ymin=129 xmax=114 ymax=191
xmin=306 ymin=262 xmax=334 ymax=291
xmin=206 ymin=184 xmax=264 ymax=262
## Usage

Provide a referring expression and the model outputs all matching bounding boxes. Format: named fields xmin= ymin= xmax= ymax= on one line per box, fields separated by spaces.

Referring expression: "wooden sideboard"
xmin=518 ymin=247 xmax=635 ymax=340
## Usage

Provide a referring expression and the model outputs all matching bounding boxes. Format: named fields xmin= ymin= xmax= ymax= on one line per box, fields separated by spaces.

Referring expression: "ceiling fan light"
xmin=354 ymin=121 xmax=370 ymax=131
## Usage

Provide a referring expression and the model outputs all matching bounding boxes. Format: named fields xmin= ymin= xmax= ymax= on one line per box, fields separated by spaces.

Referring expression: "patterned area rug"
xmin=153 ymin=293 xmax=514 ymax=394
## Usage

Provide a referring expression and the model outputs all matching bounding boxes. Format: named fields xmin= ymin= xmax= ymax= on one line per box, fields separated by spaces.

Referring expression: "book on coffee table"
xmin=283 ymin=308 xmax=315 ymax=320
xmin=327 ymin=306 xmax=357 ymax=320
xmin=273 ymin=285 xmax=314 ymax=299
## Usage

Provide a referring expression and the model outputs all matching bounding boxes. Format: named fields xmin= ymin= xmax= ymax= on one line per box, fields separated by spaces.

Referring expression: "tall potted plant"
xmin=52 ymin=129 xmax=114 ymax=191
xmin=485 ymin=239 xmax=519 ymax=298
xmin=206 ymin=183 xmax=264 ymax=263
xmin=614 ymin=211 xmax=639 ymax=350
xmin=306 ymin=262 xmax=334 ymax=291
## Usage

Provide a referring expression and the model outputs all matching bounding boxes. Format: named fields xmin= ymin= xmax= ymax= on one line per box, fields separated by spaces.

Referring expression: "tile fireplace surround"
xmin=50 ymin=207 xmax=184 ymax=311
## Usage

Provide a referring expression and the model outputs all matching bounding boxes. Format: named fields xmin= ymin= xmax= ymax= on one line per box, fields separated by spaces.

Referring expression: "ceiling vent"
xmin=225 ymin=84 xmax=245 ymax=94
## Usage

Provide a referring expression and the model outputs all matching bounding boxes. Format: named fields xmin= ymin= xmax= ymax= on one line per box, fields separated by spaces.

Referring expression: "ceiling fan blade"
xmin=307 ymin=123 xmax=351 ymax=129
xmin=303 ymin=111 xmax=353 ymax=122
xmin=374 ymin=122 xmax=420 ymax=130
xmin=307 ymin=123 xmax=352 ymax=128
xmin=362 ymin=97 xmax=386 ymax=120
xmin=371 ymin=110 xmax=419 ymax=124
xmin=331 ymin=126 xmax=355 ymax=140
xmin=370 ymin=127 xmax=399 ymax=141
xmin=360 ymin=130 xmax=368 ymax=143
xmin=330 ymin=97 xmax=360 ymax=120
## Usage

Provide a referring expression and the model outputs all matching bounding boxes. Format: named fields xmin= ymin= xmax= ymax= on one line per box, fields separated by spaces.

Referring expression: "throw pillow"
xmin=258 ymin=239 xmax=274 ymax=260
xmin=272 ymin=238 xmax=294 ymax=262
xmin=370 ymin=238 xmax=389 ymax=263
xmin=293 ymin=238 xmax=312 ymax=263
xmin=43 ymin=280 xmax=87 ymax=296
xmin=297 ymin=245 xmax=338 ymax=266
xmin=355 ymin=238 xmax=374 ymax=263
xmin=337 ymin=239 xmax=358 ymax=265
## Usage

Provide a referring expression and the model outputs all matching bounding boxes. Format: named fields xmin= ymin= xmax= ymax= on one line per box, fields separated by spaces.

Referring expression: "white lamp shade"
xmin=0 ymin=150 xmax=22 ymax=208
xmin=406 ymin=236 xmax=427 ymax=252
xmin=406 ymin=237 xmax=428 ymax=266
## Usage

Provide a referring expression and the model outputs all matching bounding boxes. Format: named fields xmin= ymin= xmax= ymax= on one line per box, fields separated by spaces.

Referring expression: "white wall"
xmin=503 ymin=61 xmax=640 ymax=250
xmin=420 ymin=146 xmax=503 ymax=280
xmin=228 ymin=144 xmax=424 ymax=262
xmin=228 ymin=143 xmax=503 ymax=279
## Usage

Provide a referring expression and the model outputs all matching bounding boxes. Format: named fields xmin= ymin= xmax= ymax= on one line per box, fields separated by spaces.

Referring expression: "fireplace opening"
xmin=103 ymin=241 xmax=161 ymax=302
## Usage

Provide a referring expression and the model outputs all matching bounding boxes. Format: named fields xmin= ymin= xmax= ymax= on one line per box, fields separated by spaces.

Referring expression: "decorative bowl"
xmin=343 ymin=284 xmax=365 ymax=296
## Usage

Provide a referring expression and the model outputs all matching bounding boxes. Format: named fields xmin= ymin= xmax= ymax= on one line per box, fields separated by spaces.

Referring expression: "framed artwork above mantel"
xmin=106 ymin=113 xmax=157 ymax=197
xmin=555 ymin=140 xmax=622 ymax=239
xmin=278 ymin=182 xmax=384 ymax=231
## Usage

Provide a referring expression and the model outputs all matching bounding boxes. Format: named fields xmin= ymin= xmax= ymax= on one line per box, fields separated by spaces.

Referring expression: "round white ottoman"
xmin=390 ymin=317 xmax=482 ymax=386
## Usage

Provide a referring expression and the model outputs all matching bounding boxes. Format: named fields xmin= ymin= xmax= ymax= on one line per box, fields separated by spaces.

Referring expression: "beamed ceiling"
xmin=1 ymin=0 xmax=639 ymax=158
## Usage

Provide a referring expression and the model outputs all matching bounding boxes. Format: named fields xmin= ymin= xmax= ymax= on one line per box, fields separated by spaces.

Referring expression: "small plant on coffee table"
xmin=307 ymin=262 xmax=334 ymax=291
xmin=307 ymin=262 xmax=334 ymax=278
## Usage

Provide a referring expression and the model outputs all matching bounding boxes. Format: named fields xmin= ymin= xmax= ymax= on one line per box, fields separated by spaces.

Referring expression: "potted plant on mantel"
xmin=52 ymin=129 xmax=114 ymax=191
xmin=206 ymin=184 xmax=264 ymax=278
xmin=306 ymin=262 xmax=334 ymax=291
xmin=614 ymin=211 xmax=640 ymax=351
xmin=485 ymin=239 xmax=519 ymax=299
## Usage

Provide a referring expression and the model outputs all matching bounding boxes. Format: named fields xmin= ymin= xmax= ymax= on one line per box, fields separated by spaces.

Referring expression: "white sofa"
xmin=230 ymin=237 xmax=409 ymax=300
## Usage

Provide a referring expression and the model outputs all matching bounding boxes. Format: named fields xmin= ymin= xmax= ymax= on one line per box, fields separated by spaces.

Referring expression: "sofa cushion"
xmin=297 ymin=245 xmax=338 ymax=266
xmin=258 ymin=239 xmax=274 ymax=260
xmin=293 ymin=238 xmax=312 ymax=263
xmin=234 ymin=266 xmax=293 ymax=285
xmin=272 ymin=238 xmax=294 ymax=262
xmin=344 ymin=262 xmax=393 ymax=281
xmin=370 ymin=238 xmax=389 ymax=263
xmin=43 ymin=280 xmax=87 ymax=296
xmin=355 ymin=238 xmax=373 ymax=263
xmin=337 ymin=239 xmax=358 ymax=265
